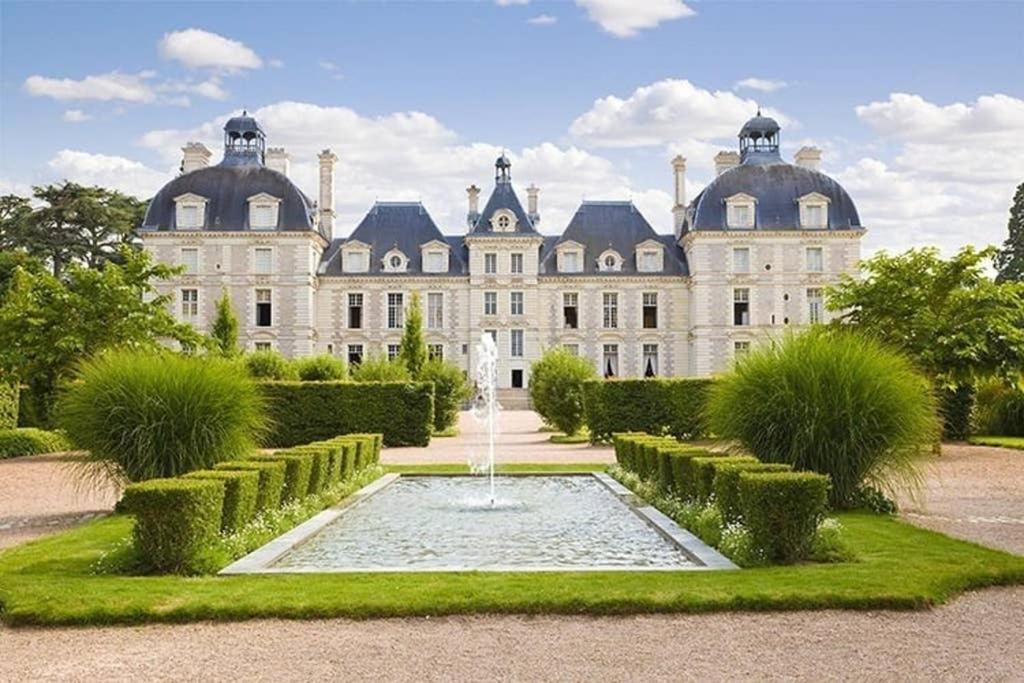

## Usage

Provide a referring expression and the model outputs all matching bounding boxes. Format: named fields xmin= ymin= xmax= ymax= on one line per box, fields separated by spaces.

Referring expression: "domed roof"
xmin=224 ymin=111 xmax=264 ymax=136
xmin=688 ymin=161 xmax=861 ymax=231
xmin=495 ymin=152 xmax=511 ymax=169
xmin=739 ymin=112 xmax=780 ymax=139
xmin=141 ymin=164 xmax=318 ymax=234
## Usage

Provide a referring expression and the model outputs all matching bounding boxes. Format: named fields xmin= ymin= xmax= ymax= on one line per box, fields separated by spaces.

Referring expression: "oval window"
xmin=604 ymin=255 xmax=616 ymax=268
xmin=390 ymin=255 xmax=402 ymax=268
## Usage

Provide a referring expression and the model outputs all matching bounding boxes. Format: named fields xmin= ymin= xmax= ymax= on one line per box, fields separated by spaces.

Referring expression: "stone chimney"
xmin=181 ymin=142 xmax=211 ymax=174
xmin=526 ymin=183 xmax=540 ymax=225
xmin=794 ymin=146 xmax=822 ymax=171
xmin=671 ymin=155 xmax=687 ymax=238
xmin=266 ymin=147 xmax=290 ymax=176
xmin=318 ymin=149 xmax=338 ymax=238
xmin=714 ymin=151 xmax=740 ymax=176
xmin=466 ymin=184 xmax=481 ymax=229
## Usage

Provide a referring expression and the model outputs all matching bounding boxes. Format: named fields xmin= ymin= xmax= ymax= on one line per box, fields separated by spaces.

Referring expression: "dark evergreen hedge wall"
xmin=0 ymin=383 xmax=18 ymax=431
xmin=260 ymin=381 xmax=433 ymax=448
xmin=583 ymin=378 xmax=715 ymax=443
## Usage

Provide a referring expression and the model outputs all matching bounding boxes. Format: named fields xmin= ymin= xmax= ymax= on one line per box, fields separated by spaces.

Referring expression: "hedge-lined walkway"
xmin=384 ymin=410 xmax=615 ymax=465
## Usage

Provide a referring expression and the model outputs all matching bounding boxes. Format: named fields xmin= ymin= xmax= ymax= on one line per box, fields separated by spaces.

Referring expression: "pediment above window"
xmin=796 ymin=192 xmax=831 ymax=229
xmin=724 ymin=193 xmax=757 ymax=229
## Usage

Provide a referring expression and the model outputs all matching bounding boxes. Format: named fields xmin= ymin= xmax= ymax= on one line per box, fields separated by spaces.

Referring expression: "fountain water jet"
xmin=473 ymin=332 xmax=499 ymax=506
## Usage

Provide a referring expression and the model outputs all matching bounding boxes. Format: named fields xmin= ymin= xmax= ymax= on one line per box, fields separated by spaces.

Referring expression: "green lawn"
xmin=549 ymin=430 xmax=591 ymax=444
xmin=1 ymin=466 xmax=1022 ymax=626
xmin=968 ymin=435 xmax=1024 ymax=451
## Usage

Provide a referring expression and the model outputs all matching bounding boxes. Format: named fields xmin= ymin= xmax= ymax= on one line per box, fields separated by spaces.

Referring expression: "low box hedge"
xmin=691 ymin=456 xmax=759 ymax=502
xmin=260 ymin=382 xmax=433 ymax=448
xmin=121 ymin=478 xmax=225 ymax=574
xmin=0 ymin=428 xmax=73 ymax=460
xmin=583 ymin=378 xmax=714 ymax=443
xmin=214 ymin=460 xmax=286 ymax=511
xmin=248 ymin=453 xmax=313 ymax=503
xmin=713 ymin=462 xmax=794 ymax=522
xmin=182 ymin=469 xmax=259 ymax=533
xmin=669 ymin=451 xmax=729 ymax=501
xmin=0 ymin=383 xmax=17 ymax=430
xmin=739 ymin=471 xmax=831 ymax=564
xmin=281 ymin=445 xmax=331 ymax=495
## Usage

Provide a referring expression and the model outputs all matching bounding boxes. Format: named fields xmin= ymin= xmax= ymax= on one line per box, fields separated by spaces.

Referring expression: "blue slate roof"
xmin=469 ymin=182 xmax=539 ymax=236
xmin=318 ymin=202 xmax=466 ymax=276
xmin=687 ymin=157 xmax=862 ymax=232
xmin=539 ymin=201 xmax=689 ymax=276
xmin=141 ymin=164 xmax=320 ymax=236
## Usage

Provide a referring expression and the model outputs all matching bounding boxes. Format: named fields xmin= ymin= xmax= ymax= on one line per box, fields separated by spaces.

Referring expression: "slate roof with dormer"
xmin=469 ymin=182 xmax=540 ymax=236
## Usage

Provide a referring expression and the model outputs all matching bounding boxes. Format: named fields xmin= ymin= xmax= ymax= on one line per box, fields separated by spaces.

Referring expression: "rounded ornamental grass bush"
xmin=293 ymin=354 xmax=348 ymax=381
xmin=57 ymin=351 xmax=268 ymax=484
xmin=706 ymin=329 xmax=940 ymax=508
xmin=529 ymin=347 xmax=598 ymax=436
xmin=242 ymin=350 xmax=297 ymax=380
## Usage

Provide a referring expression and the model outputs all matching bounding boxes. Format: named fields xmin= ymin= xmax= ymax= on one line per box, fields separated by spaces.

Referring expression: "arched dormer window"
xmin=490 ymin=208 xmax=517 ymax=233
xmin=598 ymin=249 xmax=623 ymax=272
xmin=382 ymin=248 xmax=408 ymax=273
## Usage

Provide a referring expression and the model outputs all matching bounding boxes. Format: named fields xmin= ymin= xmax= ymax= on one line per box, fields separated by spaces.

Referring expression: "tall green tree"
xmin=827 ymin=245 xmax=1024 ymax=385
xmin=996 ymin=181 xmax=1024 ymax=282
xmin=1 ymin=183 xmax=144 ymax=277
xmin=399 ymin=292 xmax=427 ymax=377
xmin=210 ymin=289 xmax=240 ymax=357
xmin=0 ymin=246 xmax=205 ymax=424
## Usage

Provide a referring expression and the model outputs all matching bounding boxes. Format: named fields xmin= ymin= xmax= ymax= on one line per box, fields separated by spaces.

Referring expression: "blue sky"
xmin=2 ymin=0 xmax=1023 ymax=253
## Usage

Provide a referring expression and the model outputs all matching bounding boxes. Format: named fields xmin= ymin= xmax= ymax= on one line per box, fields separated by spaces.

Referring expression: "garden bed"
xmin=0 ymin=463 xmax=1022 ymax=626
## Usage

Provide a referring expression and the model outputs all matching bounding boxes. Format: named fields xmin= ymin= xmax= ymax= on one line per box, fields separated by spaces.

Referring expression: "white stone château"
xmin=141 ymin=110 xmax=864 ymax=388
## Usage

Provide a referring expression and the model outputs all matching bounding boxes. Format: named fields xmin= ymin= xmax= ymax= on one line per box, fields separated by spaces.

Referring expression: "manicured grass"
xmin=431 ymin=426 xmax=460 ymax=438
xmin=385 ymin=463 xmax=608 ymax=474
xmin=968 ymin=435 xmax=1024 ymax=451
xmin=1 ymin=467 xmax=1022 ymax=626
xmin=549 ymin=430 xmax=591 ymax=444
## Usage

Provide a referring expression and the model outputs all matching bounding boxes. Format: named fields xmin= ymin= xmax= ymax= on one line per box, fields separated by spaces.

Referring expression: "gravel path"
xmin=1 ymin=423 xmax=1023 ymax=680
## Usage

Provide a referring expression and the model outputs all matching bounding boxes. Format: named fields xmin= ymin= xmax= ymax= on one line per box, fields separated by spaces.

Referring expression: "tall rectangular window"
xmin=425 ymin=251 xmax=446 ymax=273
xmin=485 ymin=329 xmax=497 ymax=344
xmin=427 ymin=292 xmax=444 ymax=329
xmin=804 ymin=204 xmax=826 ymax=229
xmin=428 ymin=343 xmax=444 ymax=361
xmin=178 ymin=204 xmax=201 ymax=229
xmin=387 ymin=293 xmax=404 ymax=329
xmin=255 ymin=288 xmax=272 ymax=327
xmin=732 ymin=247 xmax=750 ymax=273
xmin=642 ymin=344 xmax=659 ymax=378
xmin=563 ymin=292 xmax=578 ymax=329
xmin=602 ymin=344 xmax=619 ymax=378
xmin=387 ymin=344 xmax=400 ymax=361
xmin=181 ymin=288 xmax=198 ymax=319
xmin=181 ymin=248 xmax=199 ymax=274
xmin=807 ymin=247 xmax=824 ymax=272
xmin=484 ymin=252 xmax=497 ymax=274
xmin=603 ymin=292 xmax=618 ymax=329
xmin=510 ymin=329 xmax=524 ymax=357
xmin=733 ymin=288 xmax=750 ymax=326
xmin=348 ymin=293 xmax=363 ymax=329
xmin=484 ymin=291 xmax=497 ymax=316
xmin=251 ymin=203 xmax=276 ymax=229
xmin=510 ymin=291 xmax=524 ymax=316
xmin=807 ymin=287 xmax=824 ymax=324
xmin=348 ymin=344 xmax=363 ymax=366
xmin=345 ymin=251 xmax=366 ymax=273
xmin=254 ymin=247 xmax=272 ymax=274
xmin=510 ymin=252 xmax=524 ymax=274
xmin=642 ymin=292 xmax=658 ymax=329
xmin=640 ymin=250 xmax=659 ymax=272
xmin=561 ymin=251 xmax=580 ymax=273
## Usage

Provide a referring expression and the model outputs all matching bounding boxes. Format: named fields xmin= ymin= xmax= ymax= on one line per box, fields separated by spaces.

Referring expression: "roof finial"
xmin=756 ymin=105 xmax=761 ymax=116
xmin=242 ymin=108 xmax=247 ymax=116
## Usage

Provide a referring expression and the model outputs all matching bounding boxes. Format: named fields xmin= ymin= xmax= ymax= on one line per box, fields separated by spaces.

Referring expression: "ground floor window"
xmin=348 ymin=344 xmax=364 ymax=366
xmin=428 ymin=343 xmax=444 ymax=361
xmin=387 ymin=344 xmax=400 ymax=361
xmin=734 ymin=340 xmax=751 ymax=358
xmin=642 ymin=343 xmax=659 ymax=377
xmin=563 ymin=343 xmax=579 ymax=355
xmin=603 ymin=343 xmax=619 ymax=378
xmin=511 ymin=369 xmax=524 ymax=388
xmin=807 ymin=287 xmax=824 ymax=324
xmin=254 ymin=341 xmax=272 ymax=352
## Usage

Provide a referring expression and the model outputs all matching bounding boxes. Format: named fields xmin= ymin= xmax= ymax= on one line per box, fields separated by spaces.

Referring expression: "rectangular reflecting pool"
xmin=222 ymin=473 xmax=736 ymax=573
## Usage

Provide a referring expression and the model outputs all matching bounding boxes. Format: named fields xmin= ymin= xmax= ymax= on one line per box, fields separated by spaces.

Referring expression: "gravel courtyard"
xmin=1 ymin=411 xmax=1022 ymax=681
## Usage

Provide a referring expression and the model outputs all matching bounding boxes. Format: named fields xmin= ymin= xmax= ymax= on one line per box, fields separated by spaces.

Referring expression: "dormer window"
xmin=560 ymin=252 xmax=580 ymax=273
xmin=598 ymin=249 xmax=623 ymax=272
xmin=725 ymin=193 xmax=757 ymax=229
xmin=342 ymin=241 xmax=371 ymax=273
xmin=420 ymin=240 xmax=451 ymax=274
xmin=382 ymin=249 xmax=408 ymax=273
xmin=490 ymin=208 xmax=517 ymax=233
xmin=173 ymin=193 xmax=207 ymax=230
xmin=797 ymin=192 xmax=831 ymax=229
xmin=498 ymin=216 xmax=510 ymax=230
xmin=247 ymin=193 xmax=281 ymax=230
xmin=635 ymin=240 xmax=664 ymax=273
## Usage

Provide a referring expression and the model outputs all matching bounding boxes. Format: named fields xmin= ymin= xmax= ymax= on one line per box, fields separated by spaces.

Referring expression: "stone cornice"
xmin=682 ymin=229 xmax=865 ymax=245
xmin=142 ymin=230 xmax=329 ymax=248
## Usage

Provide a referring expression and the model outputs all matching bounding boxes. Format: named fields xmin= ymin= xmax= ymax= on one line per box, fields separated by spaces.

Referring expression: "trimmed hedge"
xmin=0 ymin=428 xmax=73 ymax=460
xmin=260 ymin=381 xmax=433 ymax=447
xmin=583 ymin=378 xmax=714 ymax=443
xmin=182 ymin=469 xmax=260 ymax=533
xmin=691 ymin=456 xmax=760 ymax=502
xmin=938 ymin=384 xmax=975 ymax=441
xmin=0 ymin=383 xmax=17 ymax=430
xmin=122 ymin=478 xmax=225 ymax=574
xmin=249 ymin=453 xmax=313 ymax=503
xmin=738 ymin=471 xmax=831 ymax=564
xmin=214 ymin=460 xmax=286 ymax=511
xmin=714 ymin=462 xmax=794 ymax=522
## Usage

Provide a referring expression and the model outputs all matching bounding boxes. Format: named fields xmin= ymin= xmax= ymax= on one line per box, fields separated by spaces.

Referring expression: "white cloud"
xmin=24 ymin=71 xmax=156 ymax=103
xmin=62 ymin=109 xmax=92 ymax=123
xmin=528 ymin=14 xmax=557 ymax=25
xmin=319 ymin=60 xmax=344 ymax=80
xmin=495 ymin=0 xmax=530 ymax=5
xmin=47 ymin=150 xmax=169 ymax=199
xmin=137 ymin=101 xmax=675 ymax=234
xmin=158 ymin=77 xmax=229 ymax=101
xmin=158 ymin=28 xmax=263 ymax=71
xmin=575 ymin=0 xmax=694 ymax=38
xmin=735 ymin=77 xmax=787 ymax=93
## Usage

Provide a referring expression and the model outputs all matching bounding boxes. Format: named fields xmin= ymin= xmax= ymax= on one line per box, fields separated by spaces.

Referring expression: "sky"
xmin=1 ymin=0 xmax=1022 ymax=254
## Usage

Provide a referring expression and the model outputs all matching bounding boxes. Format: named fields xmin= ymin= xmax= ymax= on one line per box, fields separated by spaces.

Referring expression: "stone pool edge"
xmin=221 ymin=472 xmax=737 ymax=575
